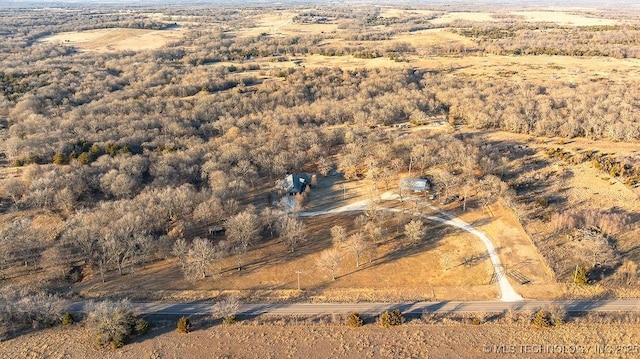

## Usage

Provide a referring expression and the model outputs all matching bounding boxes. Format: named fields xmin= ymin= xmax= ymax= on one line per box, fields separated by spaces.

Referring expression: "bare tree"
xmin=316 ymin=157 xmax=333 ymax=177
xmin=85 ymin=299 xmax=141 ymax=348
xmin=617 ymin=260 xmax=638 ymax=286
xmin=404 ymin=219 xmax=426 ymax=245
xmin=364 ymin=199 xmax=382 ymax=223
xmin=277 ymin=216 xmax=306 ymax=253
xmin=232 ymin=160 xmax=258 ymax=188
xmin=345 ymin=232 xmax=368 ymax=268
xmin=172 ymin=238 xmax=189 ymax=270
xmin=354 ymin=214 xmax=369 ymax=230
xmin=185 ymin=237 xmax=217 ymax=280
xmin=192 ymin=196 xmax=225 ymax=225
xmin=460 ymin=177 xmax=475 ymax=212
xmin=0 ymin=218 xmax=40 ymax=270
xmin=15 ymin=292 xmax=69 ymax=329
xmin=212 ymin=295 xmax=240 ymax=323
xmin=433 ymin=171 xmax=458 ymax=199
xmin=379 ymin=167 xmax=393 ymax=190
xmin=261 ymin=207 xmax=280 ymax=238
xmin=330 ymin=225 xmax=347 ymax=246
xmin=225 ymin=207 xmax=259 ymax=270
xmin=362 ymin=222 xmax=383 ymax=245
xmin=3 ymin=178 xmax=26 ymax=206
xmin=478 ymin=175 xmax=503 ymax=208
xmin=54 ymin=187 xmax=76 ymax=214
xmin=316 ymin=249 xmax=342 ymax=281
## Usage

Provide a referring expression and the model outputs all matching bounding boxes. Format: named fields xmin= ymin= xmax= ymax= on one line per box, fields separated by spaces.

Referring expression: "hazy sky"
xmin=0 ymin=0 xmax=630 ymax=4
xmin=0 ymin=0 xmax=635 ymax=9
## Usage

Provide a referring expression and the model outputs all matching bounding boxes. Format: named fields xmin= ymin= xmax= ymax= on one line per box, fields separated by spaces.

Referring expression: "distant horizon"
xmin=0 ymin=0 xmax=637 ymax=8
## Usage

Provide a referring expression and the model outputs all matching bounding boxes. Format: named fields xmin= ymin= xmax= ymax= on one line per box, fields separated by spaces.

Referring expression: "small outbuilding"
xmin=399 ymin=177 xmax=430 ymax=193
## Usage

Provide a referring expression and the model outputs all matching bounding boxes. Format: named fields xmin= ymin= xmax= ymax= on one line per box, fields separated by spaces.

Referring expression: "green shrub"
xmin=550 ymin=311 xmax=565 ymax=327
xmin=347 ymin=312 xmax=364 ymax=328
xmin=223 ymin=314 xmax=236 ymax=325
xmin=389 ymin=309 xmax=404 ymax=326
xmin=25 ymin=153 xmax=39 ymax=165
xmin=109 ymin=333 xmax=127 ymax=350
xmin=61 ymin=312 xmax=74 ymax=326
xmin=177 ymin=316 xmax=191 ymax=334
xmin=52 ymin=152 xmax=67 ymax=165
xmin=105 ymin=142 xmax=120 ymax=156
xmin=89 ymin=143 xmax=102 ymax=159
xmin=135 ymin=319 xmax=150 ymax=335
xmin=532 ymin=310 xmax=551 ymax=328
xmin=535 ymin=197 xmax=549 ymax=208
xmin=379 ymin=309 xmax=404 ymax=328
xmin=572 ymin=265 xmax=589 ymax=285
xmin=379 ymin=311 xmax=392 ymax=328
xmin=76 ymin=152 xmax=89 ymax=165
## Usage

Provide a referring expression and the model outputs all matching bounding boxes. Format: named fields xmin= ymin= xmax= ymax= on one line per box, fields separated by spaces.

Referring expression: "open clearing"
xmin=392 ymin=28 xmax=476 ymax=48
xmin=379 ymin=8 xmax=436 ymax=18
xmin=233 ymin=11 xmax=340 ymax=37
xmin=38 ymin=27 xmax=184 ymax=52
xmin=513 ymin=11 xmax=620 ymax=26
xmin=430 ymin=12 xmax=497 ymax=25
xmin=72 ymin=197 xmax=500 ymax=302
xmin=68 ymin=160 xmax=559 ymax=303
xmin=253 ymin=54 xmax=640 ymax=85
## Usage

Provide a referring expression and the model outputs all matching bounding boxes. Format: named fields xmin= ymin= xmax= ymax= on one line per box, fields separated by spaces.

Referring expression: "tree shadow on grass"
xmin=128 ymin=315 xmax=183 ymax=344
xmin=335 ymin=225 xmax=453 ymax=280
xmin=468 ymin=216 xmax=497 ymax=229
xmin=218 ymin=229 xmax=334 ymax=280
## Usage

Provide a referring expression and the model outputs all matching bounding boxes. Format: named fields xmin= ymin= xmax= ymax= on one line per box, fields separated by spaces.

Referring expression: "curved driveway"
xmin=299 ymin=192 xmax=523 ymax=302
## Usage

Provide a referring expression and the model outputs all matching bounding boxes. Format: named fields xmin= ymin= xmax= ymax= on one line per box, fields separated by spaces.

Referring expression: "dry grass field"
xmin=392 ymin=28 xmax=476 ymax=48
xmin=4 ymin=319 xmax=640 ymax=359
xmin=430 ymin=12 xmax=498 ymax=25
xmin=39 ymin=27 xmax=185 ymax=52
xmin=459 ymin=128 xmax=640 ymax=296
xmin=210 ymin=53 xmax=640 ymax=88
xmin=513 ymin=11 xmax=620 ymax=26
xmin=457 ymin=203 xmax=561 ymax=299
xmin=233 ymin=11 xmax=339 ymax=38
xmin=379 ymin=8 xmax=436 ymax=19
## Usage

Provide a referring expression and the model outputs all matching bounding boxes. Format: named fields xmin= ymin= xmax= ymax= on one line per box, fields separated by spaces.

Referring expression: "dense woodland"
xmin=0 ymin=3 xmax=639 ymax=337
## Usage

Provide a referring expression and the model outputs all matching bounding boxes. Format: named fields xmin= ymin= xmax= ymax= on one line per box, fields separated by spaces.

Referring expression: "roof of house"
xmin=399 ymin=178 xmax=430 ymax=192
xmin=284 ymin=173 xmax=311 ymax=193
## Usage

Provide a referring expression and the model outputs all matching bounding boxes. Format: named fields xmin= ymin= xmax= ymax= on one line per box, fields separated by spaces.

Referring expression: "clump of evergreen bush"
xmin=177 ymin=316 xmax=191 ymax=334
xmin=347 ymin=311 xmax=364 ymax=327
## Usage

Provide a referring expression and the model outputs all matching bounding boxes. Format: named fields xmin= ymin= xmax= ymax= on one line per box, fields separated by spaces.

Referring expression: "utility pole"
xmin=295 ymin=271 xmax=302 ymax=291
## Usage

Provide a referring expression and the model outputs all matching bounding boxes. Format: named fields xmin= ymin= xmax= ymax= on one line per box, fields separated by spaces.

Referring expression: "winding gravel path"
xmin=299 ymin=192 xmax=523 ymax=302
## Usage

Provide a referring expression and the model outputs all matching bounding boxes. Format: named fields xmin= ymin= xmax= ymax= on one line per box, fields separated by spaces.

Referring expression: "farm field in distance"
xmin=0 ymin=0 xmax=639 ymax=355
